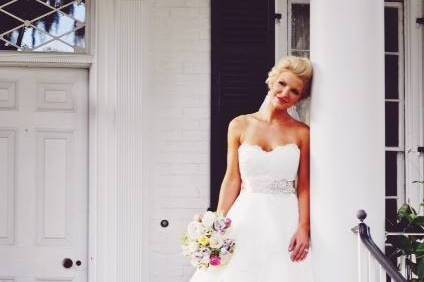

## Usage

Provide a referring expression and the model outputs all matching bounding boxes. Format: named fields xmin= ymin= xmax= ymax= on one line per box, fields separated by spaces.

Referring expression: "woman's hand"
xmin=288 ymin=224 xmax=310 ymax=262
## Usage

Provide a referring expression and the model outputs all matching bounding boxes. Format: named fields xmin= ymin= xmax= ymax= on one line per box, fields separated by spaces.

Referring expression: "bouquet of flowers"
xmin=180 ymin=211 xmax=236 ymax=270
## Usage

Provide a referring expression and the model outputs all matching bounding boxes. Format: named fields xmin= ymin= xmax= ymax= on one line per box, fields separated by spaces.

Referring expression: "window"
xmin=0 ymin=0 xmax=88 ymax=53
xmin=288 ymin=1 xmax=309 ymax=57
xmin=383 ymin=2 xmax=405 ymax=234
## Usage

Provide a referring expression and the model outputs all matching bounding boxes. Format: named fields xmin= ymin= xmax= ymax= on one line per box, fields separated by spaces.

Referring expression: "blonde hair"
xmin=265 ymin=56 xmax=313 ymax=98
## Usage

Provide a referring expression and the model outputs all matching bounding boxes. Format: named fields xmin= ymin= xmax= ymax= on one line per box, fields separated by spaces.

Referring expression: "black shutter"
xmin=210 ymin=0 xmax=275 ymax=210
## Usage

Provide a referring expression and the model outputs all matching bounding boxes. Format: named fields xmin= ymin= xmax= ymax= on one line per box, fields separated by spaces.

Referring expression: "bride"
xmin=189 ymin=56 xmax=314 ymax=281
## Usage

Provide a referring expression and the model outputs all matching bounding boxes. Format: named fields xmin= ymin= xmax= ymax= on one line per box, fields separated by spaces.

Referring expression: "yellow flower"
xmin=198 ymin=236 xmax=209 ymax=246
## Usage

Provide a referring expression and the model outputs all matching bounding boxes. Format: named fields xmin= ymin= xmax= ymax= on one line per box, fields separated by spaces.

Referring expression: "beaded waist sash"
xmin=241 ymin=178 xmax=297 ymax=194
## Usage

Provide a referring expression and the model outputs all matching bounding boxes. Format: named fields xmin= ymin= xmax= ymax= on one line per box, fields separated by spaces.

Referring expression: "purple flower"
xmin=225 ymin=218 xmax=232 ymax=228
xmin=213 ymin=219 xmax=227 ymax=232
xmin=223 ymin=239 xmax=236 ymax=252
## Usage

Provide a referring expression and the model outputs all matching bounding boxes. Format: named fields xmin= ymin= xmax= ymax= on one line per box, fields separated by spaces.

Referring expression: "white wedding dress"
xmin=189 ymin=142 xmax=314 ymax=282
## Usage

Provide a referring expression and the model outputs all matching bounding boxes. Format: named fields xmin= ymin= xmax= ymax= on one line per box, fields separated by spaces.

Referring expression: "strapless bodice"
xmin=238 ymin=142 xmax=300 ymax=194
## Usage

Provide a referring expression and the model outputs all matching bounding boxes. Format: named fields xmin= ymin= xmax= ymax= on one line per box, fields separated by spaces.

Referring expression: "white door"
xmin=0 ymin=67 xmax=88 ymax=282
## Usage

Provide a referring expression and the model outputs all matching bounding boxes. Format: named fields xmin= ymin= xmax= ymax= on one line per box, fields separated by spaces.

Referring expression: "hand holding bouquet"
xmin=180 ymin=211 xmax=236 ymax=270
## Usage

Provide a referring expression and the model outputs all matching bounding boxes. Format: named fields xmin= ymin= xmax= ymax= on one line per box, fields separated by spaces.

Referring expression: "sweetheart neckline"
xmin=238 ymin=142 xmax=300 ymax=153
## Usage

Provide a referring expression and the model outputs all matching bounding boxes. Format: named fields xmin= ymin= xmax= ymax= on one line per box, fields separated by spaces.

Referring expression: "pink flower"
xmin=209 ymin=256 xmax=221 ymax=266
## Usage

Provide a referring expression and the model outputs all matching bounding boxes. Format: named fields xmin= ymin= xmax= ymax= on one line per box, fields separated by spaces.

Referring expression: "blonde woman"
xmin=190 ymin=56 xmax=314 ymax=281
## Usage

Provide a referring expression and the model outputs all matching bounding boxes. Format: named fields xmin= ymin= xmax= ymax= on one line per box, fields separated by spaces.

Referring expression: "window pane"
xmin=291 ymin=4 xmax=310 ymax=55
xmin=384 ymin=244 xmax=398 ymax=270
xmin=0 ymin=0 xmax=87 ymax=53
xmin=384 ymin=7 xmax=398 ymax=52
xmin=290 ymin=50 xmax=309 ymax=58
xmin=385 ymin=101 xmax=399 ymax=147
xmin=2 ymin=1 xmax=52 ymax=20
xmin=386 ymin=198 xmax=400 ymax=232
xmin=385 ymin=54 xmax=399 ymax=99
xmin=385 ymin=151 xmax=398 ymax=196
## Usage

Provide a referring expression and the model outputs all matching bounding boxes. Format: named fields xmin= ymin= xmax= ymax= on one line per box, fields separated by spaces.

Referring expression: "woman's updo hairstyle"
xmin=265 ymin=56 xmax=313 ymax=99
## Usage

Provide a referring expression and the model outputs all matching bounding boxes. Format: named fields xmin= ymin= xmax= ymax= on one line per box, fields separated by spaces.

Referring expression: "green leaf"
xmin=397 ymin=236 xmax=414 ymax=254
xmin=413 ymin=216 xmax=424 ymax=226
xmin=417 ymin=243 xmax=424 ymax=257
xmin=417 ymin=258 xmax=424 ymax=279
xmin=398 ymin=203 xmax=417 ymax=218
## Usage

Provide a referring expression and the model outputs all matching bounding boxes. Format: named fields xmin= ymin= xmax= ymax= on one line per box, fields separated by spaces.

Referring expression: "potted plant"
xmin=386 ymin=181 xmax=424 ymax=281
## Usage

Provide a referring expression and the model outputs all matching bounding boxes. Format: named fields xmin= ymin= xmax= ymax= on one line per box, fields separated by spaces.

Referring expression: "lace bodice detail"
xmin=238 ymin=142 xmax=300 ymax=194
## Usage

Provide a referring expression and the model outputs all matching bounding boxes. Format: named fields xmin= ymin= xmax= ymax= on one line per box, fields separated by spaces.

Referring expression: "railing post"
xmin=357 ymin=229 xmax=362 ymax=282
xmin=353 ymin=209 xmax=407 ymax=282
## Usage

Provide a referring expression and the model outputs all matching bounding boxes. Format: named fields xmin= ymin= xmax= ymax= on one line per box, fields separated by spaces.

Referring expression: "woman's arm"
xmin=216 ymin=115 xmax=244 ymax=216
xmin=288 ymin=125 xmax=311 ymax=262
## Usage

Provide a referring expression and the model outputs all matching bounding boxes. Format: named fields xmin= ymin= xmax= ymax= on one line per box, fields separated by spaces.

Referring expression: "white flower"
xmin=220 ymin=253 xmax=231 ymax=265
xmin=182 ymin=245 xmax=192 ymax=256
xmin=193 ymin=213 xmax=202 ymax=222
xmin=201 ymin=211 xmax=217 ymax=228
xmin=190 ymin=258 xmax=200 ymax=267
xmin=187 ymin=221 xmax=206 ymax=240
xmin=188 ymin=241 xmax=198 ymax=252
xmin=209 ymin=234 xmax=224 ymax=249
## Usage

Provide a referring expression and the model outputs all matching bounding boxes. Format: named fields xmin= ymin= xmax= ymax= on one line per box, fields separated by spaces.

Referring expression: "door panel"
xmin=0 ymin=67 xmax=88 ymax=282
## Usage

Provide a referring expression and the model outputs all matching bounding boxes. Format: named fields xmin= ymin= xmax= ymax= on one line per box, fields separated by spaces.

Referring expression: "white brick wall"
xmin=147 ymin=0 xmax=211 ymax=281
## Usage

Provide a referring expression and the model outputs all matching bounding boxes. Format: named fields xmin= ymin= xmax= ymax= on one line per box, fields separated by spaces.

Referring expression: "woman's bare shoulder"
xmin=229 ymin=113 xmax=259 ymax=130
xmin=293 ymin=120 xmax=309 ymax=145
xmin=294 ymin=119 xmax=309 ymax=132
xmin=229 ymin=114 xmax=247 ymax=128
xmin=229 ymin=114 xmax=249 ymax=133
xmin=228 ymin=114 xmax=253 ymax=144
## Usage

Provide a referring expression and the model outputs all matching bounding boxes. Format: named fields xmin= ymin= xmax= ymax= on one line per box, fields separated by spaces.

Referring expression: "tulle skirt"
xmin=189 ymin=189 xmax=315 ymax=282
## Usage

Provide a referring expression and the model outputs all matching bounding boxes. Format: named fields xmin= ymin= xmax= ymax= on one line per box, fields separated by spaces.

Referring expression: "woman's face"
xmin=269 ymin=71 xmax=305 ymax=110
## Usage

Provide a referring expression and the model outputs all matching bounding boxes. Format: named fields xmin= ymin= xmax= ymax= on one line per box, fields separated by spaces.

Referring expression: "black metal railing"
xmin=353 ymin=209 xmax=407 ymax=282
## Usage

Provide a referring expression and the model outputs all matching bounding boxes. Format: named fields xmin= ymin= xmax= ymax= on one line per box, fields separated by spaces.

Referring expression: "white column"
xmin=310 ymin=1 xmax=385 ymax=281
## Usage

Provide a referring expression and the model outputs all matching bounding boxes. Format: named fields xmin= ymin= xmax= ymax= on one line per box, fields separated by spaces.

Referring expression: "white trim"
xmin=404 ymin=0 xmax=424 ymax=210
xmin=141 ymin=1 xmax=153 ymax=281
xmin=290 ymin=0 xmax=309 ymax=4
xmin=87 ymin=1 xmax=97 ymax=281
xmin=87 ymin=0 xmax=98 ymax=281
xmin=87 ymin=64 xmax=97 ymax=282
xmin=0 ymin=54 xmax=94 ymax=67
xmin=275 ymin=0 xmax=289 ymax=60
xmin=91 ymin=1 xmax=117 ymax=281
xmin=287 ymin=0 xmax=293 ymax=55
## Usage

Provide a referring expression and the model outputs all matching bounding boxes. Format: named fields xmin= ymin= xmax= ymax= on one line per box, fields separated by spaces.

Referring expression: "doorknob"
xmin=62 ymin=258 xmax=73 ymax=268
